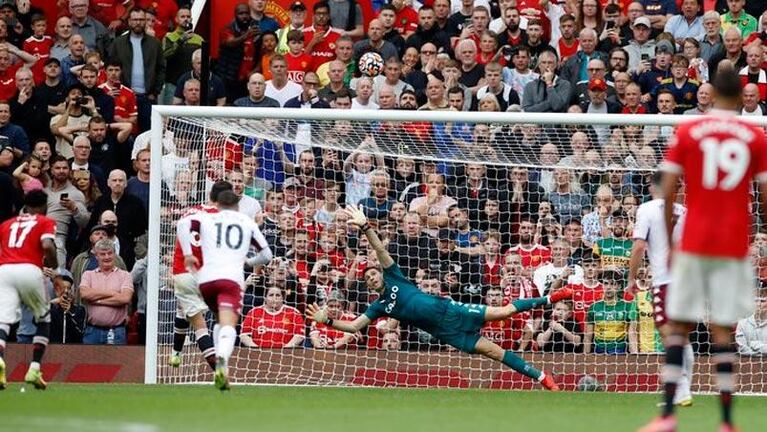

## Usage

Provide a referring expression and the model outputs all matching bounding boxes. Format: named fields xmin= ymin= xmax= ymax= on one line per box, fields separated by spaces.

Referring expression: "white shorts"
xmin=667 ymin=252 xmax=756 ymax=326
xmin=0 ymin=263 xmax=49 ymax=324
xmin=172 ymin=273 xmax=208 ymax=318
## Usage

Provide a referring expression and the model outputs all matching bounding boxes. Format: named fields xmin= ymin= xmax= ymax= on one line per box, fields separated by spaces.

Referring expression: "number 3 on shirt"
xmin=700 ymin=138 xmax=750 ymax=190
xmin=7 ymin=220 xmax=37 ymax=248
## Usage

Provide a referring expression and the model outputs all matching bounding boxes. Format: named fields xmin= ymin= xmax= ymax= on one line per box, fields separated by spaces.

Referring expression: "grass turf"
xmin=1 ymin=384 xmax=766 ymax=432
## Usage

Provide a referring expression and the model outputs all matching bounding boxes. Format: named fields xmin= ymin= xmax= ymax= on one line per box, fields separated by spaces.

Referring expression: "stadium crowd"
xmin=1 ymin=0 xmax=767 ymax=355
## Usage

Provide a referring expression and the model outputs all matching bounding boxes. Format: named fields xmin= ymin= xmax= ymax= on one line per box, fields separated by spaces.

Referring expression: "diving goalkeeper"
xmin=307 ymin=205 xmax=571 ymax=390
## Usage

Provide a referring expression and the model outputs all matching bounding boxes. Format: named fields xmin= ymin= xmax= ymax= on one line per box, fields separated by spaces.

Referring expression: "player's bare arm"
xmin=42 ymin=238 xmax=58 ymax=270
xmin=628 ymin=239 xmax=647 ymax=294
xmin=660 ymin=171 xmax=681 ymax=253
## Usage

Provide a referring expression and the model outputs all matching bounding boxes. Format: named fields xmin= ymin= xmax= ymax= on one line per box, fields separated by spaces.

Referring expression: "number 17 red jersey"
xmin=661 ymin=113 xmax=767 ymax=258
xmin=0 ymin=214 xmax=57 ymax=267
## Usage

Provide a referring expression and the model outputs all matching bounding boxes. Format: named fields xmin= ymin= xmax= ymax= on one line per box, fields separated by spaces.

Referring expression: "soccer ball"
xmin=577 ymin=375 xmax=605 ymax=392
xmin=358 ymin=52 xmax=384 ymax=77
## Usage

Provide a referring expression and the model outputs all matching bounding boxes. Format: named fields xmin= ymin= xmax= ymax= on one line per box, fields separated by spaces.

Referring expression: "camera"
xmin=502 ymin=46 xmax=514 ymax=57
xmin=605 ymin=20 xmax=616 ymax=30
xmin=181 ymin=21 xmax=193 ymax=31
xmin=73 ymin=96 xmax=88 ymax=107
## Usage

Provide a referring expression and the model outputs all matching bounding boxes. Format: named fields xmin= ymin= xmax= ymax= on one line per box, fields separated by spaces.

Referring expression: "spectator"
xmin=641 ymin=0 xmax=677 ymax=30
xmin=408 ymin=172 xmax=457 ymax=237
xmin=68 ymin=0 xmax=109 ymax=53
xmin=353 ymin=18 xmax=398 ymax=62
xmin=593 ymin=210 xmax=633 ymax=270
xmin=555 ymin=14 xmax=579 ymax=63
xmin=406 ymin=6 xmax=449 ymax=54
xmin=234 ymin=71 xmax=279 ymax=108
xmin=48 ymin=272 xmax=86 ymax=344
xmin=653 ymin=54 xmax=699 ymax=113
xmin=109 ymin=7 xmax=165 ymax=132
xmin=172 ymin=49 xmax=226 ymax=107
xmin=309 ymin=290 xmax=359 ymax=348
xmin=318 ymin=60 xmax=355 ymax=103
xmin=391 ymin=0 xmax=418 ymax=39
xmin=265 ymin=54 xmax=302 ymax=106
xmin=567 ymin=252 xmax=604 ymax=332
xmin=11 ymin=68 xmax=48 ymax=145
xmin=161 ymin=7 xmax=203 ymax=104
xmin=45 ymin=155 xmax=91 ymax=265
xmin=447 ymin=205 xmax=483 ymax=256
xmin=79 ymin=239 xmax=133 ymax=345
xmin=699 ymin=11 xmax=723 ymax=63
xmin=735 ymin=286 xmax=767 ymax=355
xmin=625 ymin=16 xmax=657 ymax=73
xmin=741 ymin=83 xmax=766 ymax=116
xmin=583 ymin=269 xmax=638 ymax=354
xmin=503 ymin=46 xmax=538 ymax=97
xmin=571 ymin=58 xmax=616 ymax=106
xmin=475 ymin=62 xmax=519 ymax=111
xmin=0 ymin=100 xmax=28 ymax=160
xmin=381 ymin=331 xmax=402 ymax=351
xmin=419 ymin=74 xmax=449 ymax=110
xmin=79 ymin=64 xmax=115 ymax=122
xmin=241 ymin=286 xmax=305 ymax=348
xmin=69 ymin=135 xmax=105 ymax=190
xmin=60 ymin=34 xmax=87 ymax=88
xmin=536 ymin=300 xmax=582 ymax=352
xmin=720 ymin=0 xmax=757 ymax=37
xmin=636 ymin=40 xmax=674 ymax=98
xmin=548 ymin=165 xmax=591 ymax=225
xmin=98 ymin=60 xmax=138 ymax=132
xmin=228 ymin=169 xmax=262 ymax=220
xmin=373 ymin=57 xmax=414 ymax=103
xmin=277 ymin=1 xmax=307 ymax=54
xmin=521 ymin=50 xmax=571 ymax=112
xmin=88 ymin=169 xmax=147 ymax=269
xmin=70 ymin=224 xmax=127 ymax=293
xmin=739 ymin=44 xmax=767 ymax=102
xmin=71 ymin=168 xmax=100 ymax=212
xmin=455 ymin=39 xmax=485 ymax=93
xmin=215 ymin=3 xmax=261 ymax=101
xmin=351 ymin=76 xmax=378 ymax=109
xmin=86 ymin=116 xmax=132 ymax=175
xmin=581 ymin=78 xmax=622 ymax=123
xmin=708 ymin=26 xmax=746 ymax=82
xmin=479 ymin=285 xmax=516 ymax=349
xmin=126 ymin=148 xmax=150 ymax=211
xmin=51 ymin=16 xmax=73 ymax=61
xmin=23 ymin=14 xmax=53 ymax=86
xmin=304 ymin=1 xmax=342 ymax=71
xmin=561 ymin=28 xmax=606 ymax=88
xmin=582 ymin=185 xmax=614 ymax=247
xmin=533 ymin=239 xmax=583 ymax=296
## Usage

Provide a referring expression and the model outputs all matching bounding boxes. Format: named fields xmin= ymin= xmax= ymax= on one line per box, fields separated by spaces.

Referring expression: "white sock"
xmin=537 ymin=371 xmax=546 ymax=382
xmin=216 ymin=325 xmax=236 ymax=363
xmin=682 ymin=344 xmax=695 ymax=396
xmin=213 ymin=324 xmax=220 ymax=348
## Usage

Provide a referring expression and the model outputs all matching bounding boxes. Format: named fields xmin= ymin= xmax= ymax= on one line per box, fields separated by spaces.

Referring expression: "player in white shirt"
xmin=628 ymin=171 xmax=693 ymax=408
xmin=177 ymin=191 xmax=273 ymax=390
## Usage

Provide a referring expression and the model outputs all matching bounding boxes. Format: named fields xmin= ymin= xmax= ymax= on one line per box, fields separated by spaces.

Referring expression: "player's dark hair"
xmin=601 ymin=269 xmax=624 ymax=285
xmin=24 ymin=190 xmax=49 ymax=212
xmin=216 ymin=190 xmax=241 ymax=208
xmin=210 ymin=180 xmax=233 ymax=203
xmin=712 ymin=69 xmax=743 ymax=101
xmin=313 ymin=1 xmax=329 ymax=12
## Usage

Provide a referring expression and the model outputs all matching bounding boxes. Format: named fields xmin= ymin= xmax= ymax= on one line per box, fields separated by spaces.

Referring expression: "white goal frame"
xmin=145 ymin=106 xmax=767 ymax=385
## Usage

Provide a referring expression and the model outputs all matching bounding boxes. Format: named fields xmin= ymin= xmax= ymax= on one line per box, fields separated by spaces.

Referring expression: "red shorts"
xmin=652 ymin=284 xmax=668 ymax=328
xmin=198 ymin=279 xmax=243 ymax=315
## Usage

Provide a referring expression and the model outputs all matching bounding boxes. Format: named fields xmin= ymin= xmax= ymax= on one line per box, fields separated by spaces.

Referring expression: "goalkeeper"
xmin=308 ymin=205 xmax=571 ymax=390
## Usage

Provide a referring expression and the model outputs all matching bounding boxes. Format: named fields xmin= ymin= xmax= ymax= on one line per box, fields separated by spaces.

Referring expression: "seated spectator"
xmin=548 ymin=165 xmax=591 ymax=225
xmin=583 ymin=269 xmax=638 ymax=354
xmin=235 ymin=71 xmax=280 ymax=108
xmin=571 ymin=59 xmax=617 ymax=106
xmin=521 ymin=50 xmax=571 ymax=113
xmin=503 ymin=45 xmax=538 ymax=97
xmin=741 ymin=83 xmax=767 ymax=116
xmin=475 ymin=62 xmax=519 ymax=111
xmin=48 ymin=271 xmax=86 ymax=344
xmin=708 ymin=27 xmax=746 ymax=82
xmin=79 ymin=239 xmax=134 ymax=345
xmin=241 ymin=286 xmax=305 ymax=348
xmin=351 ymin=77 xmax=378 ymax=110
xmin=736 ymin=286 xmax=767 ymax=355
xmin=353 ymin=18 xmax=398 ymax=62
xmin=536 ymin=299 xmax=582 ymax=352
xmin=318 ymin=60 xmax=355 ymax=104
xmin=533 ymin=239 xmax=583 ymax=296
xmin=309 ymin=291 xmax=360 ymax=349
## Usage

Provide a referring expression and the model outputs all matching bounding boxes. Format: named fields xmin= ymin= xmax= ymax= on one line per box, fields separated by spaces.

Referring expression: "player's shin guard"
xmin=173 ymin=315 xmax=190 ymax=355
xmin=195 ymin=328 xmax=217 ymax=371
xmin=660 ymin=335 xmax=686 ymax=417
xmin=712 ymin=344 xmax=737 ymax=426
xmin=216 ymin=325 xmax=236 ymax=363
xmin=511 ymin=297 xmax=548 ymax=313
xmin=31 ymin=321 xmax=50 ymax=369
xmin=0 ymin=323 xmax=9 ymax=359
xmin=502 ymin=350 xmax=542 ymax=380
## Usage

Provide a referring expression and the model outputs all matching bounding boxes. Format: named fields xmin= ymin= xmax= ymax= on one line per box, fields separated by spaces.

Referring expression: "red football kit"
xmin=241 ymin=305 xmax=306 ymax=348
xmin=303 ymin=26 xmax=342 ymax=71
xmin=662 ymin=113 xmax=767 ymax=258
xmin=310 ymin=312 xmax=359 ymax=347
xmin=172 ymin=205 xmax=218 ymax=275
xmin=506 ymin=244 xmax=551 ymax=269
xmin=23 ymin=35 xmax=53 ymax=85
xmin=0 ymin=214 xmax=57 ymax=267
xmin=285 ymin=52 xmax=313 ymax=84
xmin=568 ymin=281 xmax=604 ymax=332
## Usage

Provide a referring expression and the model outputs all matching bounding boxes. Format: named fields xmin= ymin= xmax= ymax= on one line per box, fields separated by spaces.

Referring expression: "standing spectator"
xmin=234 ymin=71 xmax=280 ymax=107
xmin=277 ymin=1 xmax=307 ymax=54
xmin=88 ymin=169 xmax=147 ymax=269
xmin=70 ymin=224 xmax=127 ymax=296
xmin=240 ymin=286 xmax=305 ymax=348
xmin=10 ymin=68 xmax=49 ymax=143
xmin=388 ymin=212 xmax=439 ymax=279
xmin=60 ymin=34 xmax=87 ymax=88
xmin=480 ymin=286 xmax=516 ymax=349
xmin=68 ymin=0 xmax=109 ymax=53
xmin=536 ymin=300 xmax=582 ymax=352
xmin=215 ymin=3 xmax=261 ymax=102
xmin=86 ymin=116 xmax=132 ymax=175
xmin=309 ymin=291 xmax=359 ymax=348
xmin=455 ymin=39 xmax=485 ymax=93
xmin=353 ymin=19 xmax=399 ymax=62
xmin=99 ymin=60 xmax=138 ymax=130
xmin=69 ymin=135 xmax=106 ymax=192
xmin=521 ymin=50 xmax=571 ymax=112
xmin=303 ymin=1 xmax=342 ymax=71
xmin=23 ymin=14 xmax=53 ymax=86
xmin=161 ymin=7 xmax=203 ymax=105
xmin=0 ymin=44 xmax=37 ymax=101
xmin=44 ymin=155 xmax=90 ymax=266
xmin=80 ymin=64 xmax=115 ymax=122
xmin=50 ymin=84 xmax=92 ymax=159
xmin=408 ymin=173 xmax=457 ymax=237
xmin=248 ymin=0 xmax=280 ymax=33
xmin=372 ymin=57 xmax=414 ymax=103
xmin=548 ymin=165 xmax=591 ymax=225
xmin=0 ymin=100 xmax=28 ymax=159
xmin=593 ymin=210 xmax=633 ymax=270
xmin=109 ymin=7 xmax=165 ymax=132
xmin=134 ymin=0 xmax=179 ymax=40
xmin=284 ymin=71 xmax=330 ymax=149
xmin=736 ymin=286 xmax=767 ymax=355
xmin=554 ymin=14 xmax=579 ymax=64
xmin=708 ymin=26 xmax=746 ymax=82
xmin=664 ymin=0 xmax=703 ymax=45
xmin=533 ymin=239 xmax=583 ymax=297
xmin=318 ymin=60 xmax=355 ymax=103
xmin=173 ymin=49 xmax=226 ymax=107
xmin=567 ymin=253 xmax=604 ymax=332
xmin=699 ymin=11 xmax=722 ymax=63
xmin=329 ymin=0 xmax=364 ymax=39
xmin=406 ymin=6 xmax=449 ymax=54
xmin=561 ymin=28 xmax=606 ymax=88
xmin=50 ymin=16 xmax=73 ymax=61
xmin=653 ymin=54 xmax=699 ymax=114
xmin=583 ymin=269 xmax=638 ymax=354
xmin=720 ymin=0 xmax=756 ymax=38
xmin=503 ymin=46 xmax=538 ymax=97
xmin=625 ymin=16 xmax=657 ymax=73
xmin=79 ymin=239 xmax=133 ymax=345
xmin=265 ymin=55 xmax=302 ymax=106
xmin=126 ymin=148 xmax=150 ymax=211
xmin=391 ymin=0 xmax=418 ymax=39
xmin=640 ymin=0 xmax=677 ymax=30
xmin=283 ymin=30 xmax=312 ymax=84
xmin=48 ymin=272 xmax=86 ymax=344
xmin=227 ymin=169 xmax=262 ymax=220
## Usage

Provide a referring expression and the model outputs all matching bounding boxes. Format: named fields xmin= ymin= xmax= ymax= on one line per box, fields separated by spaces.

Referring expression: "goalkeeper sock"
xmin=661 ymin=337 xmax=685 ymax=417
xmin=502 ymin=350 xmax=542 ymax=380
xmin=511 ymin=297 xmax=548 ymax=313
xmin=32 ymin=321 xmax=50 ymax=364
xmin=173 ymin=316 xmax=190 ymax=356
xmin=195 ymin=328 xmax=216 ymax=371
xmin=216 ymin=325 xmax=236 ymax=363
xmin=713 ymin=344 xmax=736 ymax=425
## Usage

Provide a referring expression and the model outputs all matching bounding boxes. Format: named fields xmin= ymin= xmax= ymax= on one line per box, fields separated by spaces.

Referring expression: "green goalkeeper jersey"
xmin=364 ymin=263 xmax=449 ymax=334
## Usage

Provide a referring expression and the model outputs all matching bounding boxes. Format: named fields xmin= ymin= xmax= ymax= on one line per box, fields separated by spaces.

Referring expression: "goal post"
xmin=146 ymin=106 xmax=767 ymax=391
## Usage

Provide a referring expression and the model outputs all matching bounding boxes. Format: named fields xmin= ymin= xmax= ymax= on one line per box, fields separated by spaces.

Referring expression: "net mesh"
xmin=151 ymin=110 xmax=767 ymax=392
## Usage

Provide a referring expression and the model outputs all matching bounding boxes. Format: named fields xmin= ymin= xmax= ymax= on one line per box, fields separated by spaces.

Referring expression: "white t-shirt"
xmin=632 ymin=198 xmax=686 ymax=287
xmin=238 ymin=194 xmax=263 ymax=220
xmin=265 ymin=80 xmax=302 ymax=107
xmin=533 ymin=262 xmax=584 ymax=297
xmin=177 ymin=209 xmax=271 ymax=285
xmin=352 ymin=98 xmax=379 ymax=110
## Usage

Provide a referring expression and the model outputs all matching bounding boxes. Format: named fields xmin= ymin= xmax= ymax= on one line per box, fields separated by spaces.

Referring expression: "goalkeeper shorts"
xmin=432 ymin=301 xmax=487 ymax=353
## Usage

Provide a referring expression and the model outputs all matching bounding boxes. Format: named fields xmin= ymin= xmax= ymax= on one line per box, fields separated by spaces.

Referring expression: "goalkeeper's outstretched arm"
xmin=308 ymin=304 xmax=371 ymax=332
xmin=343 ymin=205 xmax=394 ymax=269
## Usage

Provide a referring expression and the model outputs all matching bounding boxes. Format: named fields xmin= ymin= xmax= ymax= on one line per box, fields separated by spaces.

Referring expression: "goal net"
xmin=146 ymin=107 xmax=767 ymax=393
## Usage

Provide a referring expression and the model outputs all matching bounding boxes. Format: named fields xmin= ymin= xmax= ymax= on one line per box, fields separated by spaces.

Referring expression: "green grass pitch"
xmin=2 ymin=384 xmax=766 ymax=432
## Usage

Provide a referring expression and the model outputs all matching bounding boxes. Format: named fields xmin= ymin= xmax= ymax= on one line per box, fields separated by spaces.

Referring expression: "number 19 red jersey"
xmin=0 ymin=214 xmax=57 ymax=267
xmin=661 ymin=113 xmax=767 ymax=258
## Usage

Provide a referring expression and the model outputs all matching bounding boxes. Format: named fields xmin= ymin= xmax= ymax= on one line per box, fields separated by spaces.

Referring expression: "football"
xmin=358 ymin=51 xmax=384 ymax=77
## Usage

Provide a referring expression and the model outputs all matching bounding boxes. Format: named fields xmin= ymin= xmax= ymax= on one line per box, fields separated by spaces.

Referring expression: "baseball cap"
xmin=44 ymin=57 xmax=61 ymax=67
xmin=633 ymin=16 xmax=651 ymax=28
xmin=656 ymin=39 xmax=675 ymax=54
xmin=289 ymin=1 xmax=306 ymax=11
xmin=90 ymin=224 xmax=110 ymax=235
xmin=588 ymin=78 xmax=608 ymax=91
xmin=282 ymin=176 xmax=302 ymax=189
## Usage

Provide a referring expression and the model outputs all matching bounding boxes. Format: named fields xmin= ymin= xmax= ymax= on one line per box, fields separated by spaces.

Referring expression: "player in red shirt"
xmin=309 ymin=291 xmax=359 ymax=348
xmin=641 ymin=70 xmax=767 ymax=432
xmin=168 ymin=181 xmax=232 ymax=371
xmin=0 ymin=190 xmax=58 ymax=390
xmin=303 ymin=2 xmax=342 ymax=71
xmin=240 ymin=286 xmax=306 ymax=348
xmin=23 ymin=15 xmax=53 ymax=85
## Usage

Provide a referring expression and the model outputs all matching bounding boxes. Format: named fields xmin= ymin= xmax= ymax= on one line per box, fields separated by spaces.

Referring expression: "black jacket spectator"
xmin=406 ymin=27 xmax=450 ymax=53
xmin=10 ymin=92 xmax=51 ymax=143
xmin=0 ymin=171 xmax=21 ymax=221
xmin=388 ymin=232 xmax=439 ymax=279
xmin=87 ymin=193 xmax=147 ymax=269
xmin=109 ymin=30 xmax=165 ymax=98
